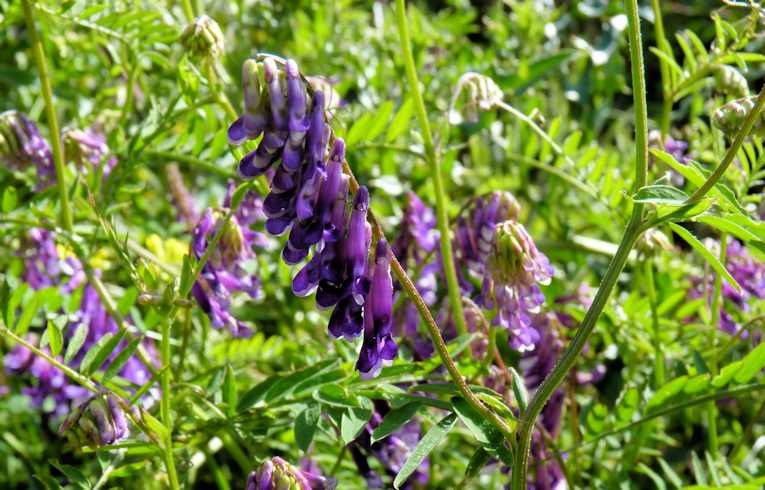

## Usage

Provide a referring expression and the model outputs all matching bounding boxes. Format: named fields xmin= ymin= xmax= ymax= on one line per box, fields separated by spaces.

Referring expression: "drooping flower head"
xmin=0 ymin=110 xmax=55 ymax=188
xmin=245 ymin=457 xmax=335 ymax=490
xmin=60 ymin=393 xmax=129 ymax=447
xmin=485 ymin=220 xmax=553 ymax=352
xmin=62 ymin=127 xmax=117 ymax=177
xmin=180 ymin=15 xmax=225 ymax=60
xmin=190 ymin=185 xmax=266 ymax=336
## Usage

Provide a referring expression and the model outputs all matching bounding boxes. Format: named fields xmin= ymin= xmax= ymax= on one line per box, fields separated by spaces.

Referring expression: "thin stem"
xmin=644 ymin=260 xmax=665 ymax=386
xmin=706 ymin=233 xmax=727 ymax=457
xmin=21 ymin=0 xmax=73 ymax=232
xmin=651 ymin=0 xmax=672 ymax=139
xmin=160 ymin=316 xmax=181 ymax=490
xmin=394 ymin=0 xmax=469 ymax=339
xmin=511 ymin=0 xmax=650 ymax=485
xmin=146 ymin=149 xmax=237 ymax=179
xmin=0 ymin=323 xmax=100 ymax=394
xmin=180 ymin=0 xmax=195 ymax=21
xmin=341 ymin=161 xmax=516 ymax=445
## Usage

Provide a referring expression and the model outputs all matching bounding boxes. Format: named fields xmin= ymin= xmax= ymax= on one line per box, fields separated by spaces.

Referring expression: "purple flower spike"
xmin=286 ymin=59 xmax=310 ymax=139
xmin=356 ymin=240 xmax=397 ymax=378
xmin=264 ymin=57 xmax=288 ymax=131
xmin=0 ymin=111 xmax=56 ymax=189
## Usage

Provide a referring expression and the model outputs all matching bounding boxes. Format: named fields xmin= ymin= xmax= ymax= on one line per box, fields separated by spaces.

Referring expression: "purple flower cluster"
xmin=60 ymin=393 xmax=129 ymax=447
xmin=228 ymin=56 xmax=397 ymax=376
xmin=689 ymin=237 xmax=765 ymax=335
xmin=4 ymin=228 xmax=157 ymax=421
xmin=483 ymin=220 xmax=554 ymax=352
xmin=62 ymin=127 xmax=118 ymax=177
xmin=350 ymin=402 xmax=429 ymax=489
xmin=246 ymin=456 xmax=335 ymax=490
xmin=0 ymin=110 xmax=55 ymax=188
xmin=191 ymin=183 xmax=266 ymax=337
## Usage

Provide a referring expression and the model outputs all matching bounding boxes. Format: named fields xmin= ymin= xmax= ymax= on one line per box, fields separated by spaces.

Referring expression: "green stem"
xmin=394 ymin=0 xmax=469 ymax=339
xmin=0 ymin=323 xmax=99 ymax=394
xmin=706 ymin=233 xmax=727 ymax=457
xmin=146 ymin=149 xmax=237 ymax=178
xmin=21 ymin=0 xmax=73 ymax=232
xmin=160 ymin=316 xmax=181 ymax=490
xmin=180 ymin=0 xmax=195 ymax=21
xmin=651 ymin=0 xmax=672 ymax=139
xmin=511 ymin=1 xmax=649 ymax=485
xmin=644 ymin=260 xmax=665 ymax=386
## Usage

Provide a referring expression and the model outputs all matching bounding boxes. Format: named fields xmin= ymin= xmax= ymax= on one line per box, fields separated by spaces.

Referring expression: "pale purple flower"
xmin=62 ymin=128 xmax=117 ymax=177
xmin=60 ymin=394 xmax=129 ymax=447
xmin=0 ymin=110 xmax=55 ymax=188
xmin=245 ymin=456 xmax=335 ymax=490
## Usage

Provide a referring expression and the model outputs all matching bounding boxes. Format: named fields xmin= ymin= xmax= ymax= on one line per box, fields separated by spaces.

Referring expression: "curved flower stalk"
xmin=350 ymin=401 xmax=429 ymax=489
xmin=190 ymin=183 xmax=266 ymax=337
xmin=0 ymin=110 xmax=56 ymax=188
xmin=228 ymin=56 xmax=397 ymax=376
xmin=246 ymin=456 xmax=336 ymax=490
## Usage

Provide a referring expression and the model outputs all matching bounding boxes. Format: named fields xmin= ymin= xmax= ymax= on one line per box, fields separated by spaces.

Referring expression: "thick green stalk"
xmin=21 ymin=0 xmax=73 ymax=232
xmin=511 ymin=0 xmax=649 ymax=485
xmin=393 ymin=0 xmax=469 ymax=338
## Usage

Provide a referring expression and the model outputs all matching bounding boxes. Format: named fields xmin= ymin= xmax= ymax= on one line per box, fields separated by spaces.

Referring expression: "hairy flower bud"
xmin=180 ymin=15 xmax=225 ymax=59
xmin=449 ymin=72 xmax=503 ymax=124
xmin=712 ymin=96 xmax=762 ymax=136
xmin=0 ymin=110 xmax=55 ymax=188
xmin=637 ymin=228 xmax=673 ymax=255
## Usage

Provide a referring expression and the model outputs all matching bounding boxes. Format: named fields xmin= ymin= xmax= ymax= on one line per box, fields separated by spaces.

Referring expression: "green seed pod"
xmin=714 ymin=65 xmax=749 ymax=98
xmin=180 ymin=15 xmax=225 ymax=60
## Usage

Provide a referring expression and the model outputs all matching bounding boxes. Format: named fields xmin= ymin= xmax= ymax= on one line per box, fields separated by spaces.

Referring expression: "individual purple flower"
xmin=245 ymin=456 xmax=335 ymax=490
xmin=0 ymin=110 xmax=56 ymax=188
xmin=356 ymin=240 xmax=398 ymax=377
xmin=60 ymin=393 xmax=129 ymax=447
xmin=190 ymin=186 xmax=265 ymax=336
xmin=393 ymin=192 xmax=439 ymax=263
xmin=62 ymin=127 xmax=118 ymax=177
xmin=484 ymin=221 xmax=553 ymax=352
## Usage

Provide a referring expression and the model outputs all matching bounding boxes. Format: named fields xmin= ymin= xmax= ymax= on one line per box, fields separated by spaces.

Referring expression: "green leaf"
xmin=102 ymin=337 xmax=142 ymax=383
xmin=2 ymin=186 xmax=18 ymax=213
xmin=393 ymin=413 xmax=457 ymax=489
xmin=366 ymin=100 xmax=394 ymax=142
xmin=451 ymin=397 xmax=498 ymax=446
xmin=223 ymin=364 xmax=237 ymax=417
xmin=64 ymin=323 xmax=90 ymax=364
xmin=237 ymin=375 xmax=281 ymax=412
xmin=509 ymin=367 xmax=528 ymax=413
xmin=464 ymin=447 xmax=492 ymax=481
xmin=386 ymin=98 xmax=414 ymax=142
xmin=51 ymin=461 xmax=91 ymax=490
xmin=633 ymin=185 xmax=689 ymax=206
xmin=14 ymin=292 xmax=41 ymax=336
xmin=345 ymin=112 xmax=374 ymax=146
xmin=683 ymin=374 xmax=711 ymax=395
xmin=695 ymin=215 xmax=759 ymax=242
xmin=615 ymin=387 xmax=640 ymax=423
xmin=5 ymin=282 xmax=28 ymax=331
xmin=712 ymin=360 xmax=743 ymax=388
xmin=372 ymin=402 xmax=422 ymax=443
xmin=314 ymin=384 xmax=358 ymax=408
xmin=669 ymin=223 xmax=741 ymax=292
xmin=733 ymin=343 xmax=765 ymax=384
xmin=116 ymin=287 xmax=139 ymax=316
xmin=46 ymin=320 xmax=63 ymax=358
xmin=295 ymin=405 xmax=321 ymax=452
xmin=265 ymin=359 xmax=339 ymax=403
xmin=646 ymin=375 xmax=689 ymax=411
xmin=341 ymin=406 xmax=373 ymax=444
xmin=79 ymin=333 xmax=115 ymax=375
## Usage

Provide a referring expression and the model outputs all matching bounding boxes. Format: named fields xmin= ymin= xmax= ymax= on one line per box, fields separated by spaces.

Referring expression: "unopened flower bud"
xmin=490 ymin=220 xmax=552 ymax=287
xmin=0 ymin=110 xmax=55 ymax=188
xmin=61 ymin=394 xmax=129 ymax=447
xmin=712 ymin=96 xmax=762 ymax=136
xmin=637 ymin=228 xmax=673 ymax=255
xmin=449 ymin=72 xmax=503 ymax=124
xmin=246 ymin=457 xmax=335 ymax=490
xmin=180 ymin=15 xmax=225 ymax=59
